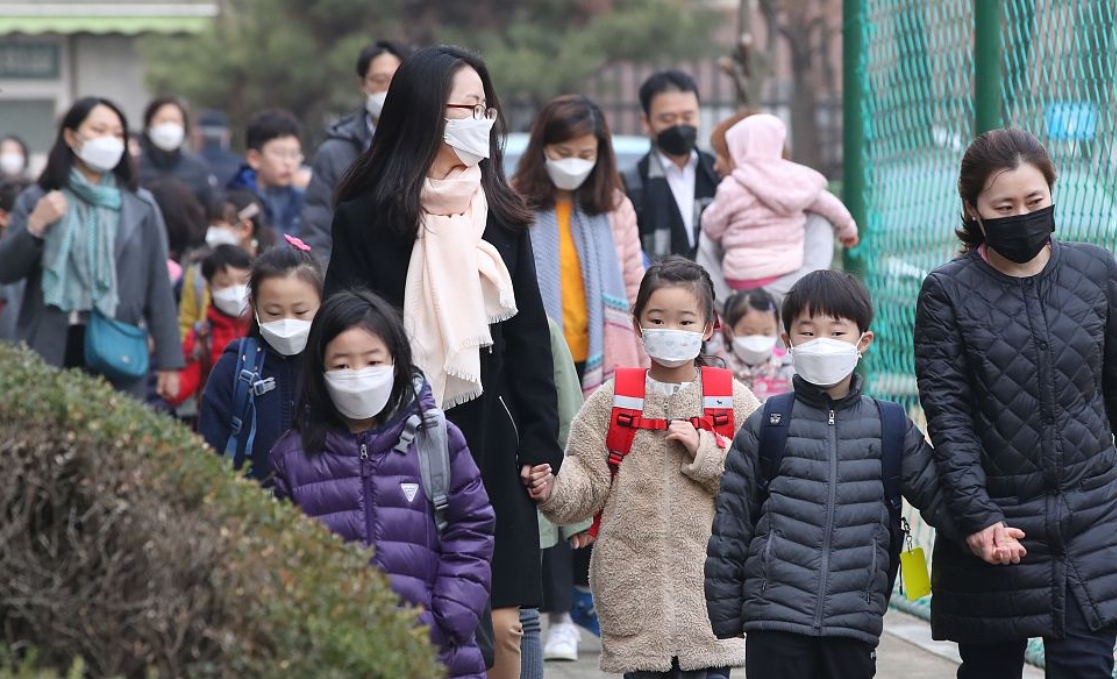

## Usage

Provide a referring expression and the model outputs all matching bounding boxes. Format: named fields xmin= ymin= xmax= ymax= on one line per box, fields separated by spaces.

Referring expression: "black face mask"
xmin=656 ymin=125 xmax=698 ymax=157
xmin=980 ymin=204 xmax=1056 ymax=264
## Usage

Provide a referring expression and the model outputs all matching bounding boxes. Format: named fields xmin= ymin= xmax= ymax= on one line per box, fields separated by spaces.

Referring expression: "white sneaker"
xmin=544 ymin=621 xmax=580 ymax=662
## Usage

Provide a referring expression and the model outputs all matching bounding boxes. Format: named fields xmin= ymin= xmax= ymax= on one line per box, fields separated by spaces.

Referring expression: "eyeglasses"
xmin=263 ymin=148 xmax=305 ymax=164
xmin=446 ymin=103 xmax=498 ymax=121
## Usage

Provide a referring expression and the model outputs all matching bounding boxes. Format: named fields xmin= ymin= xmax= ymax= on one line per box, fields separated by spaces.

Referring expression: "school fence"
xmin=843 ymin=0 xmax=1117 ymax=670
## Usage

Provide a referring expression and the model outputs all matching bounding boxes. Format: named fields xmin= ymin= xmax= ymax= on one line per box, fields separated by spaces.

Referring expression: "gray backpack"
xmin=392 ymin=394 xmax=452 ymax=537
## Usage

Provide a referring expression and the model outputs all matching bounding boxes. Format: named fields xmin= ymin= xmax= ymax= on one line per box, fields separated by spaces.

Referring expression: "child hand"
xmin=841 ymin=233 xmax=860 ymax=248
xmin=666 ymin=420 xmax=700 ymax=459
xmin=521 ymin=464 xmax=554 ymax=502
xmin=569 ymin=531 xmax=596 ymax=549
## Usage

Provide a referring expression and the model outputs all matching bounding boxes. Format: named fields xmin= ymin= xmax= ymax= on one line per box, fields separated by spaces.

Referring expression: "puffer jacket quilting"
xmin=270 ymin=380 xmax=496 ymax=678
xmin=914 ymin=240 xmax=1117 ymax=644
xmin=705 ymin=375 xmax=958 ymax=647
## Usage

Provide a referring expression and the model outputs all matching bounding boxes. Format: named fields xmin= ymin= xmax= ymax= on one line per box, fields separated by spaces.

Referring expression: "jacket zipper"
xmin=761 ymin=530 xmax=776 ymax=593
xmin=499 ymin=396 xmax=520 ymax=442
xmin=814 ymin=409 xmax=838 ymax=629
xmin=359 ymin=441 xmax=375 ymax=547
xmin=663 ymin=392 xmax=677 ymax=652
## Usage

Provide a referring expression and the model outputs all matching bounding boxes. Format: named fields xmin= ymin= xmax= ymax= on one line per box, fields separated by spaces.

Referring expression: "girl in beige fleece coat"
xmin=530 ymin=257 xmax=761 ymax=677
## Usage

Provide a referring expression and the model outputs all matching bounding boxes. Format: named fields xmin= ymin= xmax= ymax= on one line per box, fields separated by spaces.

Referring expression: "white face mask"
xmin=149 ymin=123 xmax=186 ymax=152
xmin=0 ymin=152 xmax=25 ymax=176
xmin=366 ymin=91 xmax=388 ymax=120
xmin=640 ymin=327 xmax=704 ymax=369
xmin=205 ymin=225 xmax=241 ymax=248
xmin=733 ymin=335 xmax=778 ymax=365
xmin=789 ymin=336 xmax=864 ymax=388
xmin=545 ymin=156 xmax=596 ymax=191
xmin=211 ymin=284 xmax=249 ymax=317
xmin=258 ymin=315 xmax=313 ymax=356
xmin=444 ymin=116 xmax=496 ymax=167
xmin=75 ymin=135 xmax=126 ymax=174
xmin=324 ymin=365 xmax=395 ymax=421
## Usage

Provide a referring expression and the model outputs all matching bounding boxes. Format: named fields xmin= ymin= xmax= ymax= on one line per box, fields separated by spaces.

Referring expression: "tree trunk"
xmin=787 ymin=25 xmax=822 ymax=169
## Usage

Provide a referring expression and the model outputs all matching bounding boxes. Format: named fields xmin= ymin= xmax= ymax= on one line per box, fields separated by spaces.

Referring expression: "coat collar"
xmin=114 ymin=190 xmax=150 ymax=261
xmin=792 ymin=372 xmax=865 ymax=411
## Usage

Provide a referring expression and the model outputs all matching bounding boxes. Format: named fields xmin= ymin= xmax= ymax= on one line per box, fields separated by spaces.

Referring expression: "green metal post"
xmin=974 ymin=0 xmax=1004 ymax=133
xmin=842 ymin=0 xmax=866 ymax=276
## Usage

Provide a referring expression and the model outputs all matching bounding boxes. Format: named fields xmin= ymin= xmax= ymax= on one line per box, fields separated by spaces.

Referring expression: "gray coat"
xmin=705 ymin=375 xmax=958 ymax=646
xmin=299 ymin=111 xmax=372 ymax=260
xmin=0 ymin=185 xmax=185 ymax=397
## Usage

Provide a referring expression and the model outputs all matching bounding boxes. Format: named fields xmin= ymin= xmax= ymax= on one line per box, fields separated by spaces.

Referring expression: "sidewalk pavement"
xmin=540 ymin=609 xmax=1045 ymax=678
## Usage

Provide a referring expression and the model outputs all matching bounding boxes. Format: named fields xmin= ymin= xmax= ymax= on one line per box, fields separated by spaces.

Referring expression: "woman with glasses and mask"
xmin=0 ymin=96 xmax=184 ymax=401
xmin=325 ymin=45 xmax=564 ymax=679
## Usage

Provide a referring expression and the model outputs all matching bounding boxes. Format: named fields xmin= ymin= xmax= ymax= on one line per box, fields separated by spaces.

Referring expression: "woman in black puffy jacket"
xmin=915 ymin=128 xmax=1117 ymax=679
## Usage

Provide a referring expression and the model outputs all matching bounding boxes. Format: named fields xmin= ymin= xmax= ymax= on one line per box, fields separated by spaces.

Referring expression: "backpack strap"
xmin=396 ymin=409 xmax=453 ymax=537
xmin=591 ymin=368 xmax=651 ymax=537
xmin=875 ymin=398 xmax=908 ymax=598
xmin=395 ymin=377 xmax=453 ymax=537
xmin=756 ymin=392 xmax=796 ymax=508
xmin=698 ymin=366 xmax=735 ymax=446
xmin=223 ymin=338 xmax=274 ymax=468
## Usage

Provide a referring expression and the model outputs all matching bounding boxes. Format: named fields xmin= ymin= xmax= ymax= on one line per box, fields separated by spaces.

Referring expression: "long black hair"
xmin=39 ymin=97 xmax=138 ymax=192
xmin=334 ymin=44 xmax=532 ymax=238
xmin=295 ymin=289 xmax=418 ymax=454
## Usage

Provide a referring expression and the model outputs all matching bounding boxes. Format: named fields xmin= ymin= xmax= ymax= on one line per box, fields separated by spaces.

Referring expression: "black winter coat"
xmin=325 ymin=193 xmax=563 ymax=609
xmin=915 ymin=240 xmax=1117 ymax=644
xmin=705 ymin=375 xmax=956 ymax=646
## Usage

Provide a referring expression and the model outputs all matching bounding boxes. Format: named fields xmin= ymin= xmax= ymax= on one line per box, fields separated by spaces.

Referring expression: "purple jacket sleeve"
xmin=431 ymin=422 xmax=496 ymax=645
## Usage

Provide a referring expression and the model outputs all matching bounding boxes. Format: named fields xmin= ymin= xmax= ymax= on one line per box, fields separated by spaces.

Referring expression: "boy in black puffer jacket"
xmin=703 ymin=270 xmax=1023 ymax=678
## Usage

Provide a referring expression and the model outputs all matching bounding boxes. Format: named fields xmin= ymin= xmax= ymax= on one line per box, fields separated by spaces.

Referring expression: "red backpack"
xmin=590 ymin=366 xmax=737 ymax=537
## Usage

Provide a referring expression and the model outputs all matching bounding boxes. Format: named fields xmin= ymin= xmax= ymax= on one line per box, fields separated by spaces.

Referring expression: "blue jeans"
xmin=520 ymin=607 xmax=543 ymax=679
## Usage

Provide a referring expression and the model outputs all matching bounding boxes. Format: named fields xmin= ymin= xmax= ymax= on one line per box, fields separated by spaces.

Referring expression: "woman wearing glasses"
xmin=325 ymin=45 xmax=563 ymax=679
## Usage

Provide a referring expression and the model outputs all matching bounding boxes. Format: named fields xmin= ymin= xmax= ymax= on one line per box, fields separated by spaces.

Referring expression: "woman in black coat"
xmin=915 ymin=128 xmax=1117 ymax=679
xmin=325 ymin=45 xmax=563 ymax=679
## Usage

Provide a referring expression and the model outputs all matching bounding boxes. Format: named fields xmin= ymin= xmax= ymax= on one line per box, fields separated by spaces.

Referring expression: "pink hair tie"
xmin=284 ymin=234 xmax=311 ymax=251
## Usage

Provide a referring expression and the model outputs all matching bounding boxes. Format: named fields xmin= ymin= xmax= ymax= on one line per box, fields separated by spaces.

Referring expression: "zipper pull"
xmin=360 ymin=443 xmax=368 ymax=460
xmin=828 ymin=410 xmax=835 ymax=426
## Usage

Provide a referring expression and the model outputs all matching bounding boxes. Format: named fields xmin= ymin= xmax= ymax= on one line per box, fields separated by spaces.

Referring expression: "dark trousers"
xmin=958 ymin=588 xmax=1117 ymax=679
xmin=63 ymin=324 xmax=85 ymax=369
xmin=625 ymin=657 xmax=731 ymax=679
xmin=541 ymin=540 xmax=574 ymax=613
xmin=745 ymin=631 xmax=875 ymax=679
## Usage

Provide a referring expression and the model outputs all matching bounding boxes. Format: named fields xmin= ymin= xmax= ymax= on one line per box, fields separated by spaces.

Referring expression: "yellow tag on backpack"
xmin=900 ymin=547 xmax=931 ymax=601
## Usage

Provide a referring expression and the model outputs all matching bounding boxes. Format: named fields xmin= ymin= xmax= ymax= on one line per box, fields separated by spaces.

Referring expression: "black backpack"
xmin=756 ymin=392 xmax=909 ymax=601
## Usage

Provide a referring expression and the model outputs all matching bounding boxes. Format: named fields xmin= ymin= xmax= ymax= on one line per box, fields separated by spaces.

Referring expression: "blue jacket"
xmin=227 ymin=166 xmax=305 ymax=237
xmin=199 ymin=338 xmax=303 ymax=482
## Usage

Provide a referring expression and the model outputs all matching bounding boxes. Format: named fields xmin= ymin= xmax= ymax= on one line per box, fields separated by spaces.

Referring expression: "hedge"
xmin=0 ymin=344 xmax=442 ymax=678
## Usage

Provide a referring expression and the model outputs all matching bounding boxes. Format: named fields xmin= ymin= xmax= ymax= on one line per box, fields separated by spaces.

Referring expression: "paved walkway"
xmin=540 ymin=609 xmax=1045 ymax=678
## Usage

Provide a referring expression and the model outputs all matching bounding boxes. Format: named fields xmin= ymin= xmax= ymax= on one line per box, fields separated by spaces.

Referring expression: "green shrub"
xmin=0 ymin=344 xmax=442 ymax=679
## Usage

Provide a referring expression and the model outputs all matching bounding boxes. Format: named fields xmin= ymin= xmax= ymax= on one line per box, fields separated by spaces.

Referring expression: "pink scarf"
xmin=404 ymin=165 xmax=518 ymax=408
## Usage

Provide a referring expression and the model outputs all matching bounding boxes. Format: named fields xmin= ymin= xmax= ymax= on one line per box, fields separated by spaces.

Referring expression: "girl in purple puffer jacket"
xmin=270 ymin=289 xmax=495 ymax=678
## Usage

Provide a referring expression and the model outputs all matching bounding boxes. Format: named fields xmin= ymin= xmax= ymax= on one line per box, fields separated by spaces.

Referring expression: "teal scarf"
xmin=41 ymin=169 xmax=122 ymax=317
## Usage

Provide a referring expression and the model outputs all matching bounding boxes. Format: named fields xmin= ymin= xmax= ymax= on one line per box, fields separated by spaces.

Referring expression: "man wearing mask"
xmin=197 ymin=110 xmax=244 ymax=190
xmin=622 ymin=70 xmax=719 ymax=261
xmin=300 ymin=40 xmax=411 ymax=259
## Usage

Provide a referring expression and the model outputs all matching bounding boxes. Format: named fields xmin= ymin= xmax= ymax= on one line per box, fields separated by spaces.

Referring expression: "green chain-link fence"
xmin=844 ymin=0 xmax=1117 ymax=670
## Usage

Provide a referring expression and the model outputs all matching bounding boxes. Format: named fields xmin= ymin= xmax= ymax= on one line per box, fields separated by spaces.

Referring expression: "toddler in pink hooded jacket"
xmin=702 ymin=114 xmax=858 ymax=289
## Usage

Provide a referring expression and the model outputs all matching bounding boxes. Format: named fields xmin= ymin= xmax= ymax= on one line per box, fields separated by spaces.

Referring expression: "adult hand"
xmin=156 ymin=370 xmax=181 ymax=402
xmin=521 ymin=463 xmax=553 ymax=502
xmin=569 ymin=531 xmax=596 ymax=549
xmin=666 ymin=420 xmax=700 ymax=459
xmin=966 ymin=522 xmax=1027 ymax=565
xmin=27 ymin=191 xmax=68 ymax=237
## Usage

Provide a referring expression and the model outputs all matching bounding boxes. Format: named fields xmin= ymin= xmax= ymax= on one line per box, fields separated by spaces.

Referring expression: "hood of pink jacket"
xmin=727 ymin=114 xmax=827 ymax=216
